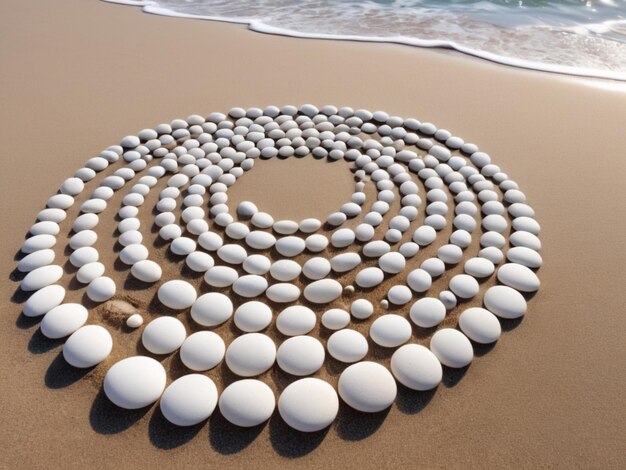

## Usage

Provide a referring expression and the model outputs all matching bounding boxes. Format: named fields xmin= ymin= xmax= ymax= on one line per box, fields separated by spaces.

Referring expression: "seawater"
xmin=105 ymin=0 xmax=626 ymax=80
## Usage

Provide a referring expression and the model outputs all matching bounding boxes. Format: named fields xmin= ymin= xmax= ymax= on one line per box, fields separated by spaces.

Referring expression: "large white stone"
xmin=180 ymin=331 xmax=225 ymax=371
xmin=158 ymin=280 xmax=197 ymax=309
xmin=391 ymin=344 xmax=442 ymax=391
xmin=338 ymin=362 xmax=397 ymax=413
xmin=303 ymin=279 xmax=343 ymax=304
xmin=270 ymin=259 xmax=302 ymax=281
xmin=409 ymin=297 xmax=446 ymax=328
xmin=302 ymin=257 xmax=331 ymax=280
xmin=225 ymin=333 xmax=276 ymax=377
xmin=245 ymin=231 xmax=276 ymax=250
xmin=21 ymin=234 xmax=56 ymax=254
xmin=278 ymin=378 xmax=339 ymax=432
xmin=17 ymin=249 xmax=55 ymax=272
xmin=275 ymin=236 xmax=306 ymax=257
xmin=204 ymin=266 xmax=239 ymax=287
xmin=243 ymin=255 xmax=271 ymax=275
xmin=277 ymin=336 xmax=325 ymax=376
xmin=21 ymin=265 xmax=63 ymax=291
xmin=103 ymin=356 xmax=166 ymax=409
xmin=459 ymin=308 xmax=502 ymax=344
xmin=321 ymin=309 xmax=351 ymax=330
xmin=406 ymin=268 xmax=432 ymax=293
xmin=378 ymin=252 xmax=406 ymax=274
xmin=266 ymin=283 xmax=300 ymax=303
xmin=185 ymin=251 xmax=214 ymax=272
xmin=483 ymin=285 xmax=527 ymax=319
xmin=142 ymin=316 xmax=186 ymax=354
xmin=76 ymin=262 xmax=105 ymax=284
xmin=86 ymin=276 xmax=116 ymax=302
xmin=330 ymin=253 xmax=361 ymax=273
xmin=234 ymin=301 xmax=273 ymax=332
xmin=327 ymin=329 xmax=368 ymax=363
xmin=160 ymin=374 xmax=218 ymax=426
xmin=23 ymin=284 xmax=65 ymax=317
xmin=449 ymin=274 xmax=479 ymax=299
xmin=369 ymin=314 xmax=412 ymax=348
xmin=430 ymin=329 xmax=473 ymax=368
xmin=506 ymin=246 xmax=543 ymax=269
xmin=497 ymin=263 xmax=540 ymax=292
xmin=218 ymin=379 xmax=275 ymax=427
xmin=41 ymin=303 xmax=88 ymax=339
xmin=276 ymin=305 xmax=316 ymax=336
xmin=63 ymin=325 xmax=112 ymax=368
xmin=355 ymin=267 xmax=385 ymax=288
xmin=130 ymin=260 xmax=162 ymax=283
xmin=191 ymin=293 xmax=233 ymax=326
xmin=464 ymin=257 xmax=495 ymax=278
xmin=217 ymin=244 xmax=247 ymax=264
xmin=232 ymin=275 xmax=268 ymax=298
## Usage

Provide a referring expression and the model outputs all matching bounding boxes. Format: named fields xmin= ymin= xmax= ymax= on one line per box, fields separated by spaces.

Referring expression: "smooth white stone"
xmin=103 ymin=356 xmax=166 ymax=409
xmin=218 ymin=379 xmax=275 ymax=427
xmin=180 ymin=331 xmax=225 ymax=371
xmin=481 ymin=231 xmax=507 ymax=249
xmin=479 ymin=246 xmax=504 ymax=264
xmin=80 ymin=198 xmax=107 ymax=214
xmin=362 ymin=240 xmax=391 ymax=258
xmin=69 ymin=230 xmax=97 ymax=249
xmin=237 ymin=201 xmax=258 ymax=219
xmin=266 ymin=283 xmax=300 ymax=303
xmin=338 ymin=362 xmax=397 ymax=413
xmin=234 ymin=301 xmax=273 ymax=332
xmin=23 ymin=284 xmax=65 ymax=317
xmin=331 ymin=228 xmax=355 ymax=248
xmin=483 ymin=285 xmax=528 ymax=319
xmin=120 ymin=230 xmax=144 ymax=247
xmin=21 ymin=234 xmax=56 ymax=254
xmin=119 ymin=244 xmax=148 ymax=265
xmin=41 ymin=303 xmax=88 ymax=339
xmin=142 ymin=316 xmax=186 ymax=354
xmin=303 ymin=279 xmax=343 ymax=304
xmin=378 ymin=252 xmax=406 ymax=274
xmin=305 ymin=234 xmax=329 ymax=252
xmin=506 ymin=246 xmax=543 ymax=268
xmin=191 ymin=292 xmax=233 ymax=326
xmin=233 ymin=275 xmax=268 ymax=298
xmin=251 ymin=212 xmax=274 ymax=229
xmin=217 ymin=244 xmax=247 ymax=264
xmin=126 ymin=314 xmax=143 ymax=328
xmin=47 ymin=194 xmax=74 ymax=209
xmin=302 ymin=257 xmax=331 ymax=280
xmin=387 ymin=285 xmax=412 ymax=305
xmin=225 ymin=333 xmax=276 ymax=376
xmin=327 ymin=212 xmax=347 ymax=226
xmin=277 ymin=336 xmax=325 ymax=376
xmin=355 ymin=223 xmax=375 ymax=242
xmin=63 ymin=325 xmax=112 ymax=368
xmin=60 ymin=177 xmax=85 ymax=196
xmin=160 ymin=374 xmax=218 ymax=426
xmin=225 ymin=222 xmax=250 ymax=240
xmin=438 ymin=244 xmax=463 ymax=264
xmin=278 ymin=378 xmax=338 ymax=432
xmin=185 ymin=251 xmax=214 ymax=272
xmin=327 ymin=329 xmax=368 ymax=363
xmin=321 ymin=309 xmax=351 ymax=330
xmin=410 ymin=297 xmax=446 ymax=328
xmin=159 ymin=224 xmax=181 ymax=241
xmin=245 ymin=231 xmax=276 ymax=250
xmin=399 ymin=242 xmax=420 ymax=258
xmin=198 ymin=231 xmax=223 ymax=251
xmin=406 ymin=268 xmax=432 ymax=292
xmin=430 ymin=329 xmax=473 ymax=368
xmin=299 ymin=218 xmax=322 ymax=233
xmin=275 ymin=236 xmax=306 ymax=257
xmin=243 ymin=254 xmax=271 ymax=275
xmin=510 ymin=231 xmax=542 ymax=251
xmin=204 ymin=266 xmax=239 ymax=287
xmin=369 ymin=314 xmax=412 ymax=348
xmin=17 ymin=249 xmax=55 ymax=272
xmin=76 ymin=262 xmax=105 ymax=284
xmin=69 ymin=246 xmax=98 ymax=268
xmin=391 ymin=344 xmax=442 ymax=391
xmin=439 ymin=290 xmax=458 ymax=310
xmin=330 ymin=253 xmax=361 ymax=273
xmin=449 ymin=274 xmax=479 ymax=299
xmin=273 ymin=220 xmax=299 ymax=235
xmin=413 ymin=225 xmax=437 ymax=245
xmin=355 ymin=267 xmax=385 ymax=288
xmin=276 ymin=305 xmax=316 ymax=336
xmin=497 ymin=263 xmax=540 ymax=292
xmin=130 ymin=260 xmax=162 ymax=283
xmin=29 ymin=221 xmax=60 ymax=236
xmin=170 ymin=237 xmax=196 ymax=256
xmin=158 ymin=280 xmax=197 ymax=309
xmin=270 ymin=260 xmax=302 ymax=281
xmin=459 ymin=307 xmax=502 ymax=344
xmin=464 ymin=257 xmax=495 ymax=278
xmin=350 ymin=299 xmax=374 ymax=319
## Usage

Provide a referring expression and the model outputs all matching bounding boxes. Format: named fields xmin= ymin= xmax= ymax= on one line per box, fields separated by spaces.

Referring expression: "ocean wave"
xmin=103 ymin=0 xmax=626 ymax=80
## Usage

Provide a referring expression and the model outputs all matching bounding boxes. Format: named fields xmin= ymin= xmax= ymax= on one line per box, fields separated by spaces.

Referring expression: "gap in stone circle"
xmin=227 ymin=155 xmax=355 ymax=222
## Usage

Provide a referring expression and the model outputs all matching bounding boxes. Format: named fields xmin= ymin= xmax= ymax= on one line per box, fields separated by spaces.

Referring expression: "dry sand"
xmin=1 ymin=0 xmax=626 ymax=468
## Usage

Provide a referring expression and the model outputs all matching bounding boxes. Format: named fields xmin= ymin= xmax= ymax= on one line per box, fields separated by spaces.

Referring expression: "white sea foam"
xmin=103 ymin=0 xmax=626 ymax=80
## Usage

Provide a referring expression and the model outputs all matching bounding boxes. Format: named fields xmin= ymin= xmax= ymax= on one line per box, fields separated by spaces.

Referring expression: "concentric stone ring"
xmin=16 ymin=104 xmax=541 ymax=434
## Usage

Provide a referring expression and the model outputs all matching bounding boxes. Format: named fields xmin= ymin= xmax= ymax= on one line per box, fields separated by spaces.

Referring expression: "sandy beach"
xmin=1 ymin=0 xmax=625 ymax=468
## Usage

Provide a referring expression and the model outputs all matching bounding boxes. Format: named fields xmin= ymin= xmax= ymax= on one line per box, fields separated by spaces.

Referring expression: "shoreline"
xmin=1 ymin=0 xmax=625 ymax=468
xmin=102 ymin=0 xmax=626 ymax=81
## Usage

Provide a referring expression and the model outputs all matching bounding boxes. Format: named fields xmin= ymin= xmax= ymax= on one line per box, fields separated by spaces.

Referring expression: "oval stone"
xmin=338 ymin=362 xmax=397 ymax=413
xmin=160 ymin=374 xmax=218 ymax=426
xmin=21 ymin=265 xmax=63 ymax=291
xmin=234 ymin=301 xmax=273 ymax=332
xmin=430 ymin=329 xmax=473 ymax=368
xmin=277 ymin=336 xmax=325 ymax=376
xmin=483 ymin=285 xmax=527 ymax=319
xmin=179 ymin=331 xmax=225 ymax=371
xmin=276 ymin=305 xmax=316 ymax=336
xmin=41 ymin=303 xmax=88 ymax=339
xmin=63 ymin=325 xmax=112 ymax=368
xmin=103 ymin=356 xmax=166 ymax=409
xmin=391 ymin=344 xmax=442 ymax=391
xmin=225 ymin=333 xmax=276 ymax=377
xmin=327 ymin=329 xmax=368 ymax=363
xmin=369 ymin=314 xmax=412 ymax=347
xmin=218 ymin=379 xmax=275 ymax=427
xmin=191 ymin=293 xmax=233 ymax=326
xmin=458 ymin=307 xmax=502 ymax=344
xmin=409 ymin=297 xmax=446 ymax=328
xmin=497 ymin=263 xmax=540 ymax=292
xmin=158 ymin=280 xmax=197 ymax=309
xmin=303 ymin=279 xmax=343 ymax=304
xmin=278 ymin=378 xmax=339 ymax=432
xmin=23 ymin=284 xmax=65 ymax=317
xmin=142 ymin=316 xmax=186 ymax=354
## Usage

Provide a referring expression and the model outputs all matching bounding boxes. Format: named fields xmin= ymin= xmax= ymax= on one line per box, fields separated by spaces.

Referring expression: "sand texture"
xmin=1 ymin=0 xmax=625 ymax=469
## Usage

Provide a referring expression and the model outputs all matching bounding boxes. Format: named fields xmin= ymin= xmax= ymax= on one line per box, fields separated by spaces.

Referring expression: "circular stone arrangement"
xmin=15 ymin=104 xmax=542 ymax=435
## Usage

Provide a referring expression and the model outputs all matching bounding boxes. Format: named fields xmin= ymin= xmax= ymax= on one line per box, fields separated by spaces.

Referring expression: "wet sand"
xmin=1 ymin=0 xmax=625 ymax=468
